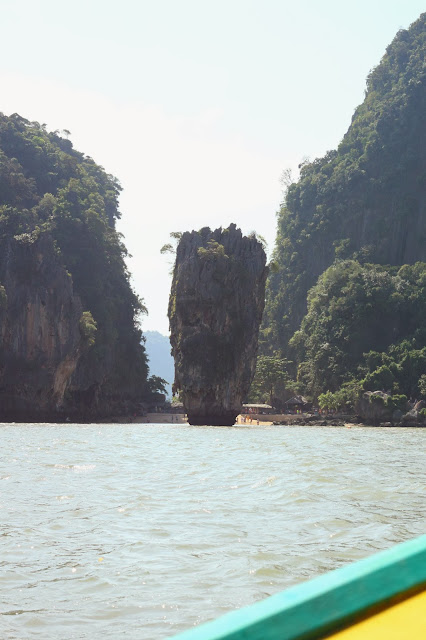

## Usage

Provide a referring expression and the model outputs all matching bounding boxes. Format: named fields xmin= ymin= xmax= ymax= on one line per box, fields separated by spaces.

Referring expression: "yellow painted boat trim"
xmin=328 ymin=589 xmax=426 ymax=639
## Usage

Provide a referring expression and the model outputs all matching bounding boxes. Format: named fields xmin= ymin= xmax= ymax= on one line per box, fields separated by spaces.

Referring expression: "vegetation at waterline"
xmin=0 ymin=112 xmax=163 ymax=411
xmin=291 ymin=261 xmax=426 ymax=399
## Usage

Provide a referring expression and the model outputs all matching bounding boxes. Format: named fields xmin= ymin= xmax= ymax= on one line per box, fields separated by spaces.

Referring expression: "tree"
xmin=148 ymin=375 xmax=168 ymax=395
xmin=362 ymin=365 xmax=394 ymax=392
xmin=285 ymin=260 xmax=426 ymax=397
xmin=334 ymin=379 xmax=362 ymax=412
xmin=318 ymin=391 xmax=339 ymax=413
xmin=160 ymin=231 xmax=183 ymax=255
xmin=250 ymin=355 xmax=290 ymax=405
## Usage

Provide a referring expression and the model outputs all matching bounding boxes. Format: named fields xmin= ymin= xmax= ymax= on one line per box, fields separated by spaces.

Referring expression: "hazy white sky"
xmin=1 ymin=1 xmax=424 ymax=334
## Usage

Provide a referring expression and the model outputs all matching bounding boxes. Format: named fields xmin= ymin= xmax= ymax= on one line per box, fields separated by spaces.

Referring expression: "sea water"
xmin=1 ymin=423 xmax=425 ymax=639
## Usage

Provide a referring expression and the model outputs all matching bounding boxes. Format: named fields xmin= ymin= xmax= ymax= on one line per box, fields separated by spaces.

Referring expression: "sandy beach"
xmin=126 ymin=413 xmax=274 ymax=426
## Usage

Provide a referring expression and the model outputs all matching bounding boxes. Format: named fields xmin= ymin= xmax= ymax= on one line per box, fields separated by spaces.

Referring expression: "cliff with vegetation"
xmin=169 ymin=225 xmax=268 ymax=425
xmin=0 ymin=112 xmax=159 ymax=420
xmin=260 ymin=13 xmax=426 ymax=415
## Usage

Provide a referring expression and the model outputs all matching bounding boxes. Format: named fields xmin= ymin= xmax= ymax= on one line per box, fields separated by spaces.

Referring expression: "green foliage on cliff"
xmin=79 ymin=311 xmax=97 ymax=348
xmin=264 ymin=13 xmax=426 ymax=361
xmin=197 ymin=240 xmax=228 ymax=260
xmin=290 ymin=260 xmax=426 ymax=400
xmin=0 ymin=112 xmax=157 ymax=409
xmin=259 ymin=13 xmax=426 ymax=411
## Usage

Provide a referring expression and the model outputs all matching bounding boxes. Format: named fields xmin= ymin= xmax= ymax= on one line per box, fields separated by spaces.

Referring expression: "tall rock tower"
xmin=169 ymin=224 xmax=268 ymax=425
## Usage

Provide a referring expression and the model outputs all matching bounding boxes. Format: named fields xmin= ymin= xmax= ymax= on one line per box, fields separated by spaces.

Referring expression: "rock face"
xmin=355 ymin=391 xmax=426 ymax=426
xmin=264 ymin=14 xmax=426 ymax=356
xmin=169 ymin=225 xmax=268 ymax=425
xmin=355 ymin=391 xmax=391 ymax=426
xmin=0 ymin=234 xmax=84 ymax=420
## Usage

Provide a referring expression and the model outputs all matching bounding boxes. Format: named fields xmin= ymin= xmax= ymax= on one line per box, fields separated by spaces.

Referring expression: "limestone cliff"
xmin=0 ymin=112 xmax=155 ymax=420
xmin=169 ymin=225 xmax=268 ymax=425
xmin=0 ymin=233 xmax=84 ymax=420
xmin=264 ymin=13 xmax=426 ymax=356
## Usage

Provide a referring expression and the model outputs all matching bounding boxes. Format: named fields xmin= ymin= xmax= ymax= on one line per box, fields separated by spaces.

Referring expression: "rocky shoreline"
xmin=271 ymin=414 xmax=426 ymax=428
xmin=1 ymin=411 xmax=425 ymax=427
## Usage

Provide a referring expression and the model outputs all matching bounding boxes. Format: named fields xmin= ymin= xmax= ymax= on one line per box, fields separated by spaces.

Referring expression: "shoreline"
xmin=1 ymin=413 xmax=424 ymax=427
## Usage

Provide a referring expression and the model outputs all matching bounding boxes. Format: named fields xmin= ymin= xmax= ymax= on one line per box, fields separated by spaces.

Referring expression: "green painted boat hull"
xmin=167 ymin=535 xmax=426 ymax=640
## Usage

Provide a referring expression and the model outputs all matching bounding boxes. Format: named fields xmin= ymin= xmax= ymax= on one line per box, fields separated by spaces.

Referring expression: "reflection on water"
xmin=0 ymin=423 xmax=425 ymax=639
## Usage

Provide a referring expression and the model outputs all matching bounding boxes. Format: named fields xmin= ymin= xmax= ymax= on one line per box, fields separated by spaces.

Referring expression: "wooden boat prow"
xmin=168 ymin=534 xmax=426 ymax=639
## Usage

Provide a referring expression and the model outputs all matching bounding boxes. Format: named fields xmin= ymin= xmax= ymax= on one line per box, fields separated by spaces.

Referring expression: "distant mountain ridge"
xmin=144 ymin=331 xmax=174 ymax=398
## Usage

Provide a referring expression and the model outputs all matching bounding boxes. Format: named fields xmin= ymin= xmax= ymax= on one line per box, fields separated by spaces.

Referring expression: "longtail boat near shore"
xmin=168 ymin=535 xmax=426 ymax=640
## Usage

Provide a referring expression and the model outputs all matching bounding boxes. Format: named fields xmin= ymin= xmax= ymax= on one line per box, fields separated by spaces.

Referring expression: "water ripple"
xmin=0 ymin=423 xmax=425 ymax=639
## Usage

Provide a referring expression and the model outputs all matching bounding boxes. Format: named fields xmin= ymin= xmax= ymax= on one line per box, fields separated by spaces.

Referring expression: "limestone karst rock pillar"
xmin=168 ymin=224 xmax=268 ymax=426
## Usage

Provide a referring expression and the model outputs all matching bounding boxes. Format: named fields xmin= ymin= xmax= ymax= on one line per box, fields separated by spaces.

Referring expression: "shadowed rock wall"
xmin=169 ymin=224 xmax=268 ymax=425
xmin=0 ymin=234 xmax=83 ymax=420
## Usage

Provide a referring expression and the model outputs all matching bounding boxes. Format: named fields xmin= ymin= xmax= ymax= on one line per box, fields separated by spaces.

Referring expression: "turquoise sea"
xmin=1 ymin=423 xmax=425 ymax=639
